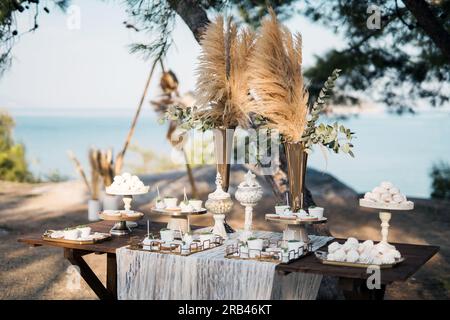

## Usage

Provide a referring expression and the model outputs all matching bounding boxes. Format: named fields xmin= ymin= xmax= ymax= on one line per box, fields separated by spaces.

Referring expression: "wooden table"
xmin=18 ymin=220 xmax=439 ymax=300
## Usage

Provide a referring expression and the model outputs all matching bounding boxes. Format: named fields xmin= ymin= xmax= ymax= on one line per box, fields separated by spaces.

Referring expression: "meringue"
xmin=381 ymin=181 xmax=394 ymax=190
xmin=346 ymin=249 xmax=359 ymax=263
xmin=333 ymin=249 xmax=347 ymax=262
xmin=363 ymin=181 xmax=411 ymax=206
xmin=107 ymin=172 xmax=148 ymax=194
xmin=381 ymin=252 xmax=396 ymax=264
xmin=359 ymin=251 xmax=373 ymax=264
xmin=361 ymin=239 xmax=374 ymax=249
xmin=328 ymin=242 xmax=342 ymax=254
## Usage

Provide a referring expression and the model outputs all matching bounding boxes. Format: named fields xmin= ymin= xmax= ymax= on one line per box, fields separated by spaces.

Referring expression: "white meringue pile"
xmin=107 ymin=172 xmax=148 ymax=194
xmin=326 ymin=238 xmax=401 ymax=265
xmin=363 ymin=181 xmax=412 ymax=205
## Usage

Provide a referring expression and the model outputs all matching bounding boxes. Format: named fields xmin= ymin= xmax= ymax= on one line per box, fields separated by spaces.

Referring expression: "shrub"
xmin=0 ymin=110 xmax=33 ymax=182
xmin=430 ymin=161 xmax=450 ymax=200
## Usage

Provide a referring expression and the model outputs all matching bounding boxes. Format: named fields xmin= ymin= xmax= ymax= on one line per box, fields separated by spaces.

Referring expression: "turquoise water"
xmin=10 ymin=109 xmax=450 ymax=198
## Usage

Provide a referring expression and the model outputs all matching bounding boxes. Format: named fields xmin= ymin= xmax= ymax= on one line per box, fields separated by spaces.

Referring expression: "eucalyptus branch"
xmin=302 ymin=68 xmax=341 ymax=141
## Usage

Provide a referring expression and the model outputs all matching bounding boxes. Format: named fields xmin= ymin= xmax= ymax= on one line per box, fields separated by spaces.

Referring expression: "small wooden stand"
xmin=265 ymin=215 xmax=328 ymax=243
xmin=151 ymin=207 xmax=207 ymax=233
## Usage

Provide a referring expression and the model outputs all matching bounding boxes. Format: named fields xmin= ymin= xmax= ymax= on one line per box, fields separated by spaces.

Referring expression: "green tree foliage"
xmin=301 ymin=0 xmax=450 ymax=113
xmin=0 ymin=0 xmax=69 ymax=75
xmin=0 ymin=110 xmax=32 ymax=182
xmin=430 ymin=161 xmax=450 ymax=200
xmin=2 ymin=1 xmax=449 ymax=112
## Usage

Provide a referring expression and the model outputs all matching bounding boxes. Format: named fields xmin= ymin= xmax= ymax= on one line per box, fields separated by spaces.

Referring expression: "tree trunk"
xmin=402 ymin=0 xmax=450 ymax=62
xmin=167 ymin=0 xmax=210 ymax=42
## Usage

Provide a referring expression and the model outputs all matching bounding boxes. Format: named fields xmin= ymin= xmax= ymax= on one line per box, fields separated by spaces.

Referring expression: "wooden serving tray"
xmin=42 ymin=232 xmax=111 ymax=245
xmin=315 ymin=251 xmax=405 ymax=269
xmin=99 ymin=211 xmax=144 ymax=222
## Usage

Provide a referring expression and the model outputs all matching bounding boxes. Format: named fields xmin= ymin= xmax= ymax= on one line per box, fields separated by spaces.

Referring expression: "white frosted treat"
xmin=359 ymin=251 xmax=373 ymax=264
xmin=361 ymin=240 xmax=374 ymax=250
xmin=361 ymin=182 xmax=412 ymax=208
xmin=374 ymin=241 xmax=394 ymax=255
xmin=333 ymin=249 xmax=347 ymax=262
xmin=364 ymin=192 xmax=375 ymax=202
xmin=381 ymin=252 xmax=396 ymax=264
xmin=327 ymin=253 xmax=336 ymax=261
xmin=357 ymin=243 xmax=366 ymax=254
xmin=381 ymin=181 xmax=394 ymax=190
xmin=372 ymin=255 xmax=383 ymax=265
xmin=392 ymin=194 xmax=405 ymax=203
xmin=380 ymin=193 xmax=392 ymax=203
xmin=388 ymin=249 xmax=401 ymax=259
xmin=343 ymin=237 xmax=359 ymax=251
xmin=371 ymin=192 xmax=381 ymax=202
xmin=372 ymin=186 xmax=386 ymax=194
xmin=346 ymin=249 xmax=359 ymax=263
xmin=107 ymin=172 xmax=149 ymax=194
xmin=346 ymin=237 xmax=359 ymax=246
xmin=328 ymin=242 xmax=342 ymax=254
xmin=389 ymin=187 xmax=400 ymax=195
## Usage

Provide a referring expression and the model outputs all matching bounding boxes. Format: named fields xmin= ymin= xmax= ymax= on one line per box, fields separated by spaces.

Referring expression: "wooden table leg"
xmin=338 ymin=278 xmax=386 ymax=300
xmin=107 ymin=253 xmax=117 ymax=299
xmin=64 ymin=248 xmax=115 ymax=300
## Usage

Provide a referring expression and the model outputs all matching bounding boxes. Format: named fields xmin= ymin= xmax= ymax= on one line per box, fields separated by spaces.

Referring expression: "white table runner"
xmin=117 ymin=231 xmax=332 ymax=300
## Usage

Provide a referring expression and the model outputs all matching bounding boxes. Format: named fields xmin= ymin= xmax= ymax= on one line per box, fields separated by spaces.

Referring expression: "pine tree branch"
xmin=402 ymin=0 xmax=450 ymax=62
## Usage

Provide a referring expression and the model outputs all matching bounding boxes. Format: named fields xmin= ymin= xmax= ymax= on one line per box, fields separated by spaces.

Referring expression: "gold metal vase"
xmin=284 ymin=142 xmax=308 ymax=212
xmin=213 ymin=127 xmax=235 ymax=192
xmin=212 ymin=127 xmax=235 ymax=232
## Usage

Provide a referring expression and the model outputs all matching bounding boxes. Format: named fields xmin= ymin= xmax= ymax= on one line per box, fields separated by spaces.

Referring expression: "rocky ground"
xmin=0 ymin=165 xmax=449 ymax=300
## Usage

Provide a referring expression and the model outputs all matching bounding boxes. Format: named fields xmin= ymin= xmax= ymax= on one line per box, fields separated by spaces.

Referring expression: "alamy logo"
xmin=366 ymin=266 xmax=381 ymax=289
xmin=67 ymin=5 xmax=81 ymax=30
xmin=367 ymin=5 xmax=381 ymax=30
xmin=66 ymin=265 xmax=81 ymax=291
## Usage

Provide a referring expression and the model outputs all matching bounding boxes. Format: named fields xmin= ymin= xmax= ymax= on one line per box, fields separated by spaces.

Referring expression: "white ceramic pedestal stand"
xmin=359 ymin=199 xmax=414 ymax=247
xmin=235 ymin=171 xmax=263 ymax=242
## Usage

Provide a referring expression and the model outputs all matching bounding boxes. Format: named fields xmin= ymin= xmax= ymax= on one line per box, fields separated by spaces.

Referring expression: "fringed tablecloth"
xmin=117 ymin=230 xmax=332 ymax=300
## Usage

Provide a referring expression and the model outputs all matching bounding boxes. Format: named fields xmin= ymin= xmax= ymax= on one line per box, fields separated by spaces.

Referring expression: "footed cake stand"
xmin=265 ymin=215 xmax=328 ymax=243
xmin=102 ymin=188 xmax=148 ymax=235
xmin=151 ymin=208 xmax=207 ymax=233
xmin=359 ymin=199 xmax=413 ymax=245
xmin=99 ymin=211 xmax=144 ymax=236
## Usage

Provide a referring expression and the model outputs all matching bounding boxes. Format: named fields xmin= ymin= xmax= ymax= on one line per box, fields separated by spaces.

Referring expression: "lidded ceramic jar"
xmin=205 ymin=173 xmax=233 ymax=215
xmin=235 ymin=170 xmax=263 ymax=206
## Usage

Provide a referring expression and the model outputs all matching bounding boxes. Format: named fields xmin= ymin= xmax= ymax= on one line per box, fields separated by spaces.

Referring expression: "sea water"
xmin=10 ymin=108 xmax=450 ymax=198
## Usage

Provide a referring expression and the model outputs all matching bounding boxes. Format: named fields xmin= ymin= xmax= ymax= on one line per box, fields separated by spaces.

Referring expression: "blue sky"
xmin=0 ymin=0 xmax=342 ymax=112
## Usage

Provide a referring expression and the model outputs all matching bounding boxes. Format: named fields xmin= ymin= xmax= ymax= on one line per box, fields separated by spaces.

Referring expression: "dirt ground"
xmin=0 ymin=176 xmax=449 ymax=300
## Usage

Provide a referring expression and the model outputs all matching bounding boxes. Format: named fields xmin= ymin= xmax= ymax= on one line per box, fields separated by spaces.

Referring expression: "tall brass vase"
xmin=212 ymin=127 xmax=235 ymax=233
xmin=284 ymin=142 xmax=308 ymax=212
xmin=213 ymin=127 xmax=235 ymax=192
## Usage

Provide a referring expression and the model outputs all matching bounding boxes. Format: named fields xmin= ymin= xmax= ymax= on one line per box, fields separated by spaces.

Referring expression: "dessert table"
xmin=18 ymin=220 xmax=439 ymax=300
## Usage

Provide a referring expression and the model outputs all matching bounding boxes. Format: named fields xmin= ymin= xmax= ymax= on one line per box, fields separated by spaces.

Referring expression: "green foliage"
xmin=123 ymin=0 xmax=296 ymax=61
xmin=0 ymin=111 xmax=33 ymax=182
xmin=300 ymin=69 xmax=355 ymax=156
xmin=302 ymin=0 xmax=450 ymax=112
xmin=0 ymin=0 xmax=70 ymax=75
xmin=430 ymin=161 xmax=450 ymax=200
